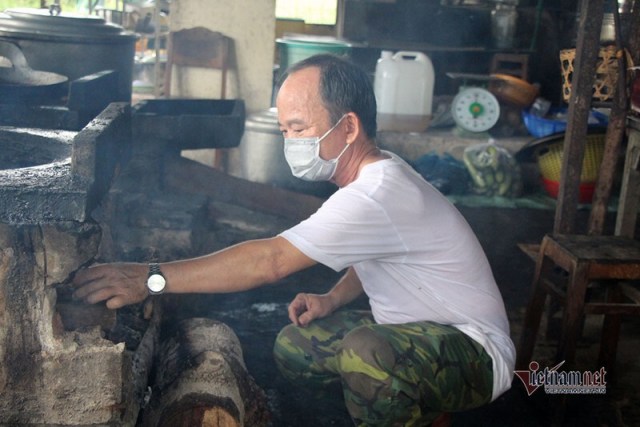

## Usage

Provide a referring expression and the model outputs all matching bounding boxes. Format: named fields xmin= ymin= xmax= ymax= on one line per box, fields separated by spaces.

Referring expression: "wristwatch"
xmin=146 ymin=263 xmax=166 ymax=295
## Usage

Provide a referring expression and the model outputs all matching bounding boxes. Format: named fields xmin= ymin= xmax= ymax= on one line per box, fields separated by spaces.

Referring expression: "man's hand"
xmin=288 ymin=267 xmax=364 ymax=327
xmin=287 ymin=293 xmax=336 ymax=327
xmin=72 ymin=263 xmax=149 ymax=309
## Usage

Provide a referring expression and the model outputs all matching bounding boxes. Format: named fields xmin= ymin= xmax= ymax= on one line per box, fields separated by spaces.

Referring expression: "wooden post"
xmin=554 ymin=0 xmax=606 ymax=234
xmin=588 ymin=5 xmax=631 ymax=235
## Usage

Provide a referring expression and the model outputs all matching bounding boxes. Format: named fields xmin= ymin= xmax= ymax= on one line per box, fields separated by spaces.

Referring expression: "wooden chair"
xmin=490 ymin=53 xmax=529 ymax=81
xmin=516 ymin=2 xmax=640 ymax=381
xmin=516 ymin=233 xmax=640 ymax=376
xmin=516 ymin=115 xmax=640 ymax=382
xmin=163 ymin=26 xmax=232 ymax=99
xmin=516 ymin=122 xmax=640 ymax=379
xmin=162 ymin=27 xmax=234 ymax=170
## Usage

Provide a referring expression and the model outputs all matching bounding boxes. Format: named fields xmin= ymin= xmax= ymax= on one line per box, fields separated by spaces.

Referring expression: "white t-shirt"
xmin=279 ymin=152 xmax=515 ymax=401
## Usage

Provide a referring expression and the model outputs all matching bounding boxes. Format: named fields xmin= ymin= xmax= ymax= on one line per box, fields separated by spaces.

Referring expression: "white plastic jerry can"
xmin=374 ymin=50 xmax=435 ymax=118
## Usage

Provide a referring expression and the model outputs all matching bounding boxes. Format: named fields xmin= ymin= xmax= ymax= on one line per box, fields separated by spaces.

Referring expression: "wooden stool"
xmin=517 ymin=234 xmax=640 ymax=374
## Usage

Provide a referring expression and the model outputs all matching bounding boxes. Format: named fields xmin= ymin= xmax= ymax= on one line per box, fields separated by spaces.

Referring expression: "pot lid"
xmin=0 ymin=8 xmax=137 ymax=43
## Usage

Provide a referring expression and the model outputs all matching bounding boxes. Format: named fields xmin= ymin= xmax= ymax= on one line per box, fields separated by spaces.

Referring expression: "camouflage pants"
xmin=273 ymin=310 xmax=493 ymax=426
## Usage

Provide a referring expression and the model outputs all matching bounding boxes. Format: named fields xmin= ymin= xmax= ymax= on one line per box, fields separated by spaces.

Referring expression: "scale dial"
xmin=451 ymin=87 xmax=501 ymax=133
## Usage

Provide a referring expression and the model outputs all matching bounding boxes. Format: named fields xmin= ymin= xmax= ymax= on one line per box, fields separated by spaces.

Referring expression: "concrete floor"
xmin=167 ymin=204 xmax=640 ymax=426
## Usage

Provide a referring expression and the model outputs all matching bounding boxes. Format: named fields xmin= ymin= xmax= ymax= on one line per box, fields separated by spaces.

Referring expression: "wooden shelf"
xmin=356 ymin=40 xmax=535 ymax=55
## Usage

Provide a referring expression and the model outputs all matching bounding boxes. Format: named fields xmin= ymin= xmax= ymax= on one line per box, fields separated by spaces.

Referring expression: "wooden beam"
xmin=164 ymin=155 xmax=325 ymax=223
xmin=554 ymin=0 xmax=606 ymax=234
xmin=588 ymin=5 xmax=630 ymax=235
xmin=615 ymin=120 xmax=640 ymax=236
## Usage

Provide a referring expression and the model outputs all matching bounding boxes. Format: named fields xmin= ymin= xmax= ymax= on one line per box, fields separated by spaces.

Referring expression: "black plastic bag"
xmin=413 ymin=152 xmax=471 ymax=195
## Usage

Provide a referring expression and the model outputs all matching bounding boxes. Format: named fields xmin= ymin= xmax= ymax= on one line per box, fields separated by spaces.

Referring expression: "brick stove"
xmin=0 ymin=103 xmax=136 ymax=424
xmin=0 ymin=97 xmax=284 ymax=426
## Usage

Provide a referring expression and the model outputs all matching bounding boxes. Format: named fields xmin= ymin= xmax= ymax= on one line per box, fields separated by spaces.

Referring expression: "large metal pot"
xmin=238 ymin=108 xmax=335 ymax=197
xmin=0 ymin=8 xmax=137 ymax=102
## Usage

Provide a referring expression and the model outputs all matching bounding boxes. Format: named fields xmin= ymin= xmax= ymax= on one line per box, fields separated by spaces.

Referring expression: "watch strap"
xmin=147 ymin=263 xmax=166 ymax=295
xmin=149 ymin=262 xmax=161 ymax=277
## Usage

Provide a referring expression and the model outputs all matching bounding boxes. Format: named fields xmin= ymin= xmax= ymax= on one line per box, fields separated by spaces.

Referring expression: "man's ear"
xmin=344 ymin=112 xmax=361 ymax=145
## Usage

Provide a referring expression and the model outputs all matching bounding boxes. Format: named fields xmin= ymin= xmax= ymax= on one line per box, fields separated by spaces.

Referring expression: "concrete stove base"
xmin=0 ymin=222 xmax=139 ymax=425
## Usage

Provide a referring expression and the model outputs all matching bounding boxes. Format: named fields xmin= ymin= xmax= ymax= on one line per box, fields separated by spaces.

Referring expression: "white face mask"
xmin=283 ymin=115 xmax=349 ymax=182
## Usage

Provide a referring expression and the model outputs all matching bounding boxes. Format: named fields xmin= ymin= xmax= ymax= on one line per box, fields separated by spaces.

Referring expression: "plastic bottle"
xmin=374 ymin=50 xmax=435 ymax=132
xmin=373 ymin=51 xmax=397 ymax=115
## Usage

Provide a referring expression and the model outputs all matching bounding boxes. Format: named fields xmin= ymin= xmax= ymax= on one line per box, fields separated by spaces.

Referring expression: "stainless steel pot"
xmin=0 ymin=8 xmax=137 ymax=102
xmin=238 ymin=108 xmax=335 ymax=197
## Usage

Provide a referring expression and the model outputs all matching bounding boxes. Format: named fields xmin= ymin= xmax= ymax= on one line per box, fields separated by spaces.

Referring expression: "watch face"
xmin=452 ymin=87 xmax=500 ymax=132
xmin=147 ymin=274 xmax=166 ymax=293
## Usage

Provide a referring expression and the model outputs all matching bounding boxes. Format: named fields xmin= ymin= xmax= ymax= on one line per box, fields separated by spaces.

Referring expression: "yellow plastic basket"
xmin=536 ymin=133 xmax=606 ymax=182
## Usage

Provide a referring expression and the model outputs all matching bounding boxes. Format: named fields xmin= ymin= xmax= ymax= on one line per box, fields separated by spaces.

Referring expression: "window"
xmin=0 ymin=1 xmax=139 ymax=14
xmin=275 ymin=0 xmax=338 ymax=26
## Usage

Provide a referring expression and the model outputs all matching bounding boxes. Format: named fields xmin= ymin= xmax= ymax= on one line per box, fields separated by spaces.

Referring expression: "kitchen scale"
xmin=447 ymin=73 xmax=501 ymax=138
xmin=451 ymin=86 xmax=501 ymax=136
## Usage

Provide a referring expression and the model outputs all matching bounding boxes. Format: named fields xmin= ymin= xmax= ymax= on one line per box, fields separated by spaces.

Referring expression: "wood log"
xmin=131 ymin=299 xmax=162 ymax=419
xmin=141 ymin=317 xmax=270 ymax=427
xmin=164 ymin=155 xmax=324 ymax=223
xmin=55 ymin=302 xmax=117 ymax=333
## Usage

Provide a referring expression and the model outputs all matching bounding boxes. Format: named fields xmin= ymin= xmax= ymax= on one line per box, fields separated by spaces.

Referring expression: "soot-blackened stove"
xmin=0 ymin=97 xmax=275 ymax=425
